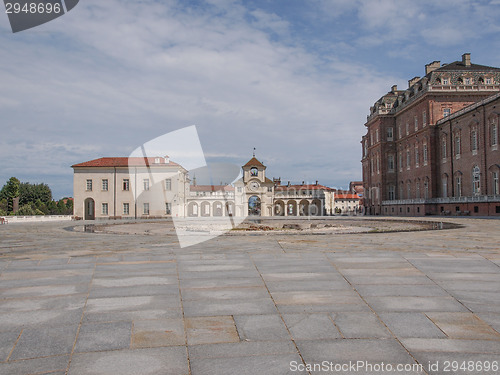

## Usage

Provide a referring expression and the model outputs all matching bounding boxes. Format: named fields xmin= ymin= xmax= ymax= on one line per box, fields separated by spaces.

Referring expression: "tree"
xmin=56 ymin=199 xmax=66 ymax=214
xmin=2 ymin=177 xmax=20 ymax=213
xmin=19 ymin=182 xmax=52 ymax=206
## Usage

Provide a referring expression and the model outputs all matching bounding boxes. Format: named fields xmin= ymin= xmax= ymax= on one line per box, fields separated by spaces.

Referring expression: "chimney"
xmin=391 ymin=85 xmax=398 ymax=93
xmin=315 ymin=180 xmax=318 ymax=185
xmin=302 ymin=181 xmax=305 ymax=185
xmin=408 ymin=76 xmax=420 ymax=88
xmin=462 ymin=53 xmax=471 ymax=67
xmin=425 ymin=61 xmax=441 ymax=75
xmin=287 ymin=181 xmax=290 ymax=187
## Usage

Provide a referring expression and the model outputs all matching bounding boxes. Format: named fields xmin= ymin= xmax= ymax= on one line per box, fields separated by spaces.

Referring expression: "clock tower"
xmin=238 ymin=154 xmax=274 ymax=216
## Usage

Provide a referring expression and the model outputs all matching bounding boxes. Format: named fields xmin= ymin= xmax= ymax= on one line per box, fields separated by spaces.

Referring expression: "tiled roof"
xmin=275 ymin=184 xmax=331 ymax=191
xmin=72 ymin=157 xmax=181 ymax=168
xmin=243 ymin=157 xmax=265 ymax=168
xmin=335 ymin=193 xmax=360 ymax=199
xmin=190 ymin=185 xmax=234 ymax=192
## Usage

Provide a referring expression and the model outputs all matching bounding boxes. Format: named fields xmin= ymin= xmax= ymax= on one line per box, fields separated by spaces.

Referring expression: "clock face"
xmin=249 ymin=181 xmax=260 ymax=191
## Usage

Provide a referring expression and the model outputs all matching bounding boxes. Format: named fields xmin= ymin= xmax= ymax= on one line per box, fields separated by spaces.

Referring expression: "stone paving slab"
xmin=0 ymin=217 xmax=500 ymax=374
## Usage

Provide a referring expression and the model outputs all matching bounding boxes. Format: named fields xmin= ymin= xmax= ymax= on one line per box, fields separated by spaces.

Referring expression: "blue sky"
xmin=1 ymin=0 xmax=500 ymax=199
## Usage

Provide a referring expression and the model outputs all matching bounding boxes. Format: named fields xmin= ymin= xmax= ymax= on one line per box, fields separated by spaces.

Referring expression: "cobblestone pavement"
xmin=0 ymin=217 xmax=499 ymax=375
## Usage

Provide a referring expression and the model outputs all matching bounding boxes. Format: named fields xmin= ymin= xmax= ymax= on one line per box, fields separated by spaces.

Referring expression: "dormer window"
xmin=250 ymin=167 xmax=258 ymax=177
xmin=442 ymin=78 xmax=449 ymax=85
xmin=464 ymin=77 xmax=472 ymax=85
xmin=486 ymin=77 xmax=492 ymax=85
xmin=155 ymin=158 xmax=161 ymax=164
xmin=457 ymin=77 xmax=463 ymax=85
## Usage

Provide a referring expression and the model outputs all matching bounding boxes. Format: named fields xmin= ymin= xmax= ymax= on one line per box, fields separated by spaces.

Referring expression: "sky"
xmin=1 ymin=0 xmax=500 ymax=199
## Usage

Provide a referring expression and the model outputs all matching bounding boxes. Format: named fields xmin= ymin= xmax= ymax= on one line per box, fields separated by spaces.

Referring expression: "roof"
xmin=72 ymin=157 xmax=181 ymax=168
xmin=335 ymin=193 xmax=360 ymax=199
xmin=275 ymin=184 xmax=332 ymax=191
xmin=433 ymin=61 xmax=500 ymax=73
xmin=190 ymin=185 xmax=234 ymax=192
xmin=243 ymin=157 xmax=265 ymax=168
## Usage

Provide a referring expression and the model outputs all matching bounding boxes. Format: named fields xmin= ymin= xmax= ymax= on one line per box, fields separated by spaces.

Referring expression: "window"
xmin=123 ymin=203 xmax=129 ymax=215
xmin=492 ymin=171 xmax=499 ymax=195
xmin=165 ymin=178 xmax=172 ymax=191
xmin=102 ymin=203 xmax=108 ymax=215
xmin=268 ymin=186 xmax=273 ymax=192
xmin=375 ymin=129 xmax=379 ymax=143
xmin=143 ymin=203 xmax=150 ymax=215
xmin=471 ymin=130 xmax=478 ymax=153
xmin=455 ymin=135 xmax=461 ymax=156
xmin=492 ymin=122 xmax=498 ymax=146
xmin=422 ymin=111 xmax=427 ymax=127
xmin=464 ymin=77 xmax=471 ymax=85
xmin=387 ymin=155 xmax=395 ymax=172
xmin=414 ymin=116 xmax=418 ymax=131
xmin=371 ymin=158 xmax=374 ymax=176
xmin=442 ymin=78 xmax=449 ymax=85
xmin=406 ymin=122 xmax=409 ymax=135
xmin=123 ymin=179 xmax=130 ymax=191
xmin=407 ymin=183 xmax=411 ymax=199
xmin=456 ymin=176 xmax=462 ymax=197
xmin=86 ymin=179 xmax=92 ymax=191
xmin=364 ymin=141 xmax=368 ymax=157
xmin=165 ymin=202 xmax=171 ymax=215
xmin=416 ymin=182 xmax=420 ymax=198
xmin=472 ymin=166 xmax=481 ymax=195
xmin=398 ymin=125 xmax=402 ymax=139
xmin=415 ymin=146 xmax=419 ymax=167
xmin=423 ymin=144 xmax=428 ymax=165
xmin=387 ymin=127 xmax=393 ymax=141
xmin=406 ymin=150 xmax=411 ymax=169
xmin=486 ymin=78 xmax=492 ymax=84
xmin=443 ymin=108 xmax=451 ymax=117
xmin=442 ymin=176 xmax=448 ymax=198
xmin=398 ymin=152 xmax=403 ymax=172
xmin=424 ymin=179 xmax=429 ymax=199
xmin=102 ymin=179 xmax=108 ymax=191
xmin=237 ymin=187 xmax=243 ymax=193
xmin=143 ymin=179 xmax=150 ymax=191
xmin=376 ymin=154 xmax=380 ymax=174
xmin=388 ymin=185 xmax=395 ymax=200
xmin=442 ymin=138 xmax=447 ymax=159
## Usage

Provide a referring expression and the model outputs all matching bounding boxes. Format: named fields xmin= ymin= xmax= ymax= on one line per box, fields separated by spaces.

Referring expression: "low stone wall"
xmin=0 ymin=215 xmax=74 ymax=224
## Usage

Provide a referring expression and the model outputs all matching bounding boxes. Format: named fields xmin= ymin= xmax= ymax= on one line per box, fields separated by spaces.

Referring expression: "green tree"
xmin=65 ymin=199 xmax=74 ymax=215
xmin=56 ymin=199 xmax=66 ymax=214
xmin=16 ymin=203 xmax=35 ymax=216
xmin=19 ymin=182 xmax=52 ymax=206
xmin=46 ymin=200 xmax=58 ymax=215
xmin=2 ymin=177 xmax=20 ymax=213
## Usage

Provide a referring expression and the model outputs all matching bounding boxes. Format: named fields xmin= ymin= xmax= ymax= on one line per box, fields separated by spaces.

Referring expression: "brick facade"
xmin=362 ymin=54 xmax=500 ymax=216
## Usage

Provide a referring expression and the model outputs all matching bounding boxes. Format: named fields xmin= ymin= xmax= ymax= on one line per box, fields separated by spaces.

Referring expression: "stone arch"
xmin=299 ymin=200 xmax=309 ymax=216
xmin=286 ymin=200 xmax=297 ymax=216
xmin=188 ymin=202 xmax=199 ymax=217
xmin=310 ymin=199 xmax=322 ymax=216
xmin=274 ymin=200 xmax=285 ymax=216
xmin=248 ymin=196 xmax=261 ymax=216
xmin=201 ymin=201 xmax=211 ymax=217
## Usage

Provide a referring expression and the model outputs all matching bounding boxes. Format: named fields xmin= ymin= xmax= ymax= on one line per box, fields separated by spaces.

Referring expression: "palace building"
xmin=362 ymin=53 xmax=500 ymax=216
xmin=72 ymin=155 xmax=360 ymax=219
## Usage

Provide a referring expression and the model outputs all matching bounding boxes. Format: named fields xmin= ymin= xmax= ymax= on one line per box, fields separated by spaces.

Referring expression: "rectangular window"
xmin=165 ymin=202 xmax=171 ymax=215
xmin=102 ymin=179 xmax=108 ymax=191
xmin=492 ymin=123 xmax=498 ymax=146
xmin=237 ymin=187 xmax=243 ymax=193
xmin=165 ymin=178 xmax=172 ymax=191
xmin=406 ymin=150 xmax=410 ymax=169
xmin=398 ymin=125 xmax=402 ymax=139
xmin=143 ymin=203 xmax=150 ymax=215
xmin=387 ymin=155 xmax=395 ymax=172
xmin=123 ymin=179 xmax=130 ymax=191
xmin=442 ymin=139 xmax=447 ymax=159
xmin=387 ymin=127 xmax=393 ymax=141
xmin=416 ymin=182 xmax=420 ymax=199
xmin=414 ymin=116 xmax=418 ymax=131
xmin=455 ymin=136 xmax=461 ymax=156
xmin=464 ymin=77 xmax=471 ymax=85
xmin=415 ymin=147 xmax=419 ymax=167
xmin=388 ymin=186 xmax=395 ymax=200
xmin=268 ymin=186 xmax=273 ymax=192
xmin=398 ymin=152 xmax=403 ymax=172
xmin=86 ymin=179 xmax=92 ymax=191
xmin=443 ymin=78 xmax=449 ymax=85
xmin=375 ymin=129 xmax=379 ymax=143
xmin=143 ymin=179 xmax=150 ymax=191
xmin=102 ymin=203 xmax=108 ymax=215
xmin=443 ymin=108 xmax=451 ymax=117
xmin=471 ymin=130 xmax=478 ymax=152
xmin=406 ymin=122 xmax=409 ymax=135
xmin=492 ymin=172 xmax=499 ymax=195
xmin=486 ymin=78 xmax=492 ymax=85
xmin=423 ymin=144 xmax=428 ymax=165
xmin=422 ymin=111 xmax=427 ymax=127
xmin=123 ymin=203 xmax=129 ymax=215
xmin=456 ymin=176 xmax=462 ymax=197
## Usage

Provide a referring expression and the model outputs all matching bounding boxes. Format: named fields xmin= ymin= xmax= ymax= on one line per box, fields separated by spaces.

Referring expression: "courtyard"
xmin=0 ymin=217 xmax=499 ymax=374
